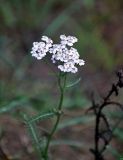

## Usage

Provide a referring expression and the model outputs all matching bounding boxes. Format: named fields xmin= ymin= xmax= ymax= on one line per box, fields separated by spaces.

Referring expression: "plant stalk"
xmin=43 ymin=72 xmax=67 ymax=160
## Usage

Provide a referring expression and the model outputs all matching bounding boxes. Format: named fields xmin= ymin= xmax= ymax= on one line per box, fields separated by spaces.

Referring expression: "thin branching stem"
xmin=95 ymin=84 xmax=117 ymax=159
xmin=89 ymin=70 xmax=123 ymax=160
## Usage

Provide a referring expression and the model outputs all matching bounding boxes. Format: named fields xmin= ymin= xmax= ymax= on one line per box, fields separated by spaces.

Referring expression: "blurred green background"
xmin=0 ymin=0 xmax=123 ymax=159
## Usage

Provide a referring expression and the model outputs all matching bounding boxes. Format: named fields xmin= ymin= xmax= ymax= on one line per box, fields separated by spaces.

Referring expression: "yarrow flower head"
xmin=31 ymin=34 xmax=85 ymax=73
xmin=31 ymin=36 xmax=53 ymax=60
xmin=60 ymin=35 xmax=78 ymax=46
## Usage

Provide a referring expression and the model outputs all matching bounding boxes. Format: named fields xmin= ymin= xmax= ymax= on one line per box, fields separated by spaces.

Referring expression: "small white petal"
xmin=60 ymin=35 xmax=66 ymax=40
xmin=78 ymin=59 xmax=85 ymax=66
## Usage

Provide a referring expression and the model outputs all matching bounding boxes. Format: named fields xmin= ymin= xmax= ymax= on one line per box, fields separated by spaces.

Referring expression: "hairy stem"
xmin=43 ymin=72 xmax=67 ymax=160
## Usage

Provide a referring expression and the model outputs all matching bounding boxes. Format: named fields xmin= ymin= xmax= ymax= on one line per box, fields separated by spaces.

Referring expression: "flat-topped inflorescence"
xmin=31 ymin=35 xmax=85 ymax=73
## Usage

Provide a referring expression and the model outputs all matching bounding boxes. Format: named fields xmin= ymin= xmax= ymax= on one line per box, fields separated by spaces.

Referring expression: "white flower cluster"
xmin=31 ymin=35 xmax=85 ymax=73
xmin=31 ymin=36 xmax=53 ymax=60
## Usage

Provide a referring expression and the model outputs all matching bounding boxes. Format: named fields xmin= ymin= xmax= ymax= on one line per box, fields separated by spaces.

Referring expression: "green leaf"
xmin=66 ymin=78 xmax=81 ymax=88
xmin=23 ymin=113 xmax=42 ymax=158
xmin=28 ymin=112 xmax=56 ymax=123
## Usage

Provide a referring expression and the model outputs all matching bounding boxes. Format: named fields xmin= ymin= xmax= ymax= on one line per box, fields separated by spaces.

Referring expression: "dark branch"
xmin=88 ymin=69 xmax=123 ymax=160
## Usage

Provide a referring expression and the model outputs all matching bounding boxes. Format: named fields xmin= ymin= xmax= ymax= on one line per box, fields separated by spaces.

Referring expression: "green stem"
xmin=42 ymin=72 xmax=67 ymax=160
